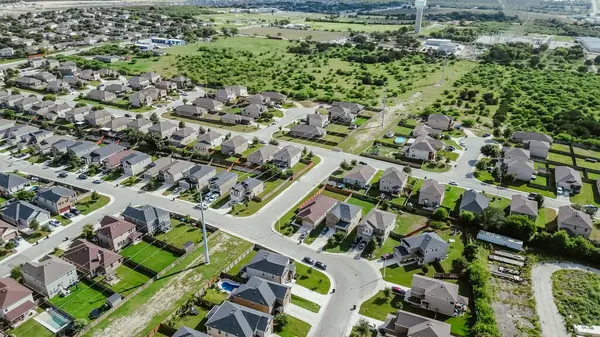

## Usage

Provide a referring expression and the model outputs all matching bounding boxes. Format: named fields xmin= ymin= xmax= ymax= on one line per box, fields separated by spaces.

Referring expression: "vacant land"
xmin=242 ymin=26 xmax=342 ymax=41
xmin=552 ymin=269 xmax=600 ymax=330
xmin=84 ymin=232 xmax=253 ymax=337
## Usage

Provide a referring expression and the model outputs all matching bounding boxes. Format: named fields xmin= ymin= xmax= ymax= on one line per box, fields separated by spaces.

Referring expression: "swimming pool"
xmin=34 ymin=309 xmax=71 ymax=333
xmin=394 ymin=136 xmax=407 ymax=144
xmin=218 ymin=279 xmax=240 ymax=293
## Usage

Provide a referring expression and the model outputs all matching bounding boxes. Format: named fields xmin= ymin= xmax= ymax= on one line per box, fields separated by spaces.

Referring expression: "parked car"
xmin=58 ymin=172 xmax=68 ymax=178
xmin=299 ymin=232 xmax=307 ymax=241
xmin=358 ymin=241 xmax=366 ymax=251
xmin=315 ymin=261 xmax=327 ymax=270
xmin=482 ymin=133 xmax=491 ymax=137
xmin=173 ymin=187 xmax=182 ymax=194
xmin=336 ymin=183 xmax=345 ymax=189
xmin=320 ymin=227 xmax=328 ymax=235
xmin=93 ymin=179 xmax=103 ymax=184
xmin=62 ymin=212 xmax=75 ymax=219
xmin=124 ymin=114 xmax=131 ymax=118
xmin=391 ymin=286 xmax=405 ymax=295
xmin=528 ymin=192 xmax=538 ymax=200
xmin=78 ymin=174 xmax=88 ymax=180
xmin=70 ymin=208 xmax=81 ymax=216
xmin=381 ymin=253 xmax=393 ymax=260
xmin=358 ymin=161 xmax=367 ymax=165
xmin=29 ymin=176 xmax=39 ymax=182
xmin=557 ymin=186 xmax=563 ymax=194
xmin=48 ymin=219 xmax=61 ymax=226
xmin=303 ymin=257 xmax=315 ymax=265
xmin=445 ymin=146 xmax=456 ymax=151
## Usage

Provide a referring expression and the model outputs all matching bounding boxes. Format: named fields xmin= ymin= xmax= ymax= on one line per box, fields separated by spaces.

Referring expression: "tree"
xmin=504 ymin=215 xmax=536 ymax=242
xmin=383 ymin=287 xmax=392 ymax=299
xmin=73 ymin=126 xmax=86 ymax=138
xmin=585 ymin=59 xmax=593 ymax=67
xmin=340 ymin=160 xmax=350 ymax=170
xmin=4 ymin=241 xmax=15 ymax=250
xmin=351 ymin=159 xmax=357 ymax=166
xmin=72 ymin=319 xmax=89 ymax=332
xmin=502 ymin=173 xmax=516 ymax=185
xmin=91 ymin=190 xmax=99 ymax=200
xmin=274 ymin=313 xmax=288 ymax=328
xmin=421 ymin=264 xmax=429 ymax=274
xmin=3 ymin=110 xmax=15 ymax=119
xmin=29 ymin=219 xmax=40 ymax=232
xmin=402 ymin=166 xmax=412 ymax=174
xmin=463 ymin=243 xmax=478 ymax=261
xmin=178 ymin=120 xmax=186 ymax=128
xmin=14 ymin=189 xmax=35 ymax=202
xmin=462 ymin=118 xmax=475 ymax=127
xmin=595 ymin=55 xmax=600 ymax=65
xmin=43 ymin=94 xmax=56 ymax=101
xmin=432 ymin=208 xmax=448 ymax=221
xmin=534 ymin=194 xmax=544 ymax=208
xmin=480 ymin=144 xmax=500 ymax=157
xmin=82 ymin=224 xmax=94 ymax=240
xmin=10 ymin=266 xmax=22 ymax=282
xmin=253 ymin=136 xmax=260 ymax=145
xmin=460 ymin=211 xmax=475 ymax=225
xmin=269 ymin=139 xmax=279 ymax=146
xmin=352 ymin=319 xmax=371 ymax=337
xmin=475 ymin=159 xmax=490 ymax=171
xmin=493 ymin=128 xmax=501 ymax=138
xmin=476 ymin=207 xmax=506 ymax=231
xmin=149 ymin=112 xmax=159 ymax=124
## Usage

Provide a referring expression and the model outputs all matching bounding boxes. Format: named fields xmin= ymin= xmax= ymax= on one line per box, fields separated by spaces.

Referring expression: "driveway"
xmin=532 ymin=262 xmax=600 ymax=337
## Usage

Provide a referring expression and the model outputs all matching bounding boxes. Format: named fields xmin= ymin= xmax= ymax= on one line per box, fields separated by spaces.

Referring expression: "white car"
xmin=557 ymin=186 xmax=563 ymax=195
xmin=173 ymin=187 xmax=182 ymax=194
xmin=449 ymin=180 xmax=458 ymax=186
xmin=48 ymin=219 xmax=61 ymax=226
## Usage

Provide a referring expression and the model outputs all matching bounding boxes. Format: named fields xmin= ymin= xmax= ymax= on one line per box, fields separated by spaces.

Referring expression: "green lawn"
xmin=291 ymin=294 xmax=321 ymax=313
xmin=323 ymin=228 xmax=357 ymax=253
xmin=571 ymin=182 xmax=600 ymax=207
xmin=573 ymin=146 xmax=600 ymax=159
xmin=82 ymin=232 xmax=253 ymax=337
xmin=228 ymin=250 xmax=257 ymax=275
xmin=76 ymin=195 xmax=111 ymax=215
xmin=275 ymin=315 xmax=311 ymax=337
xmin=551 ymin=143 xmax=571 ymax=153
xmin=532 ymin=174 xmax=547 ymax=186
xmin=552 ymin=269 xmax=600 ymax=329
xmin=171 ymin=305 xmax=209 ymax=331
xmin=203 ymin=287 xmax=228 ymax=305
xmin=489 ymin=195 xmax=511 ymax=210
xmin=154 ymin=220 xmax=204 ymax=248
xmin=548 ymin=152 xmax=574 ymax=165
xmin=394 ymin=125 xmax=414 ymax=136
xmin=372 ymin=236 xmax=402 ymax=260
xmin=295 ymin=263 xmax=331 ymax=295
xmin=441 ymin=186 xmax=465 ymax=211
xmin=52 ymin=214 xmax=72 ymax=226
xmin=347 ymin=197 xmax=376 ymax=214
xmin=536 ymin=208 xmax=557 ymax=230
xmin=104 ymin=265 xmax=151 ymax=297
xmin=576 ymin=158 xmax=600 ymax=171
xmin=8 ymin=312 xmax=55 ymax=337
xmin=119 ymin=241 xmax=179 ymax=273
xmin=360 ymin=290 xmax=469 ymax=336
xmin=303 ymin=222 xmax=326 ymax=245
xmin=23 ymin=229 xmax=51 ymax=243
xmin=50 ymin=280 xmax=109 ymax=320
xmin=121 ymin=176 xmax=141 ymax=186
xmin=102 ymin=171 xmax=123 ymax=181
xmin=474 ymin=169 xmax=556 ymax=198
xmin=394 ymin=213 xmax=428 ymax=235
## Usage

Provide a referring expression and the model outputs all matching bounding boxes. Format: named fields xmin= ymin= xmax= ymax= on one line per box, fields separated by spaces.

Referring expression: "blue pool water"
xmin=220 ymin=280 xmax=240 ymax=292
xmin=35 ymin=309 xmax=71 ymax=333
xmin=394 ymin=136 xmax=407 ymax=144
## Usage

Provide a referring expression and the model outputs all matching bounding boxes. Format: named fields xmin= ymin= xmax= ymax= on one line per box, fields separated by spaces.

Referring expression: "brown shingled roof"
xmin=97 ymin=215 xmax=137 ymax=239
xmin=0 ymin=278 xmax=32 ymax=309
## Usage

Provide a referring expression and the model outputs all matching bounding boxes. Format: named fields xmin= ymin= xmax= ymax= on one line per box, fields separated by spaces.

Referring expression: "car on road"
xmin=195 ymin=203 xmax=209 ymax=210
xmin=58 ymin=172 xmax=68 ymax=178
xmin=358 ymin=161 xmax=367 ymax=165
xmin=315 ymin=261 xmax=327 ymax=270
xmin=48 ymin=219 xmax=61 ymax=226
xmin=78 ymin=174 xmax=88 ymax=179
xmin=449 ymin=180 xmax=458 ymax=186
xmin=93 ymin=179 xmax=103 ymax=184
xmin=303 ymin=257 xmax=315 ymax=265
xmin=62 ymin=212 xmax=75 ymax=219
xmin=358 ymin=241 xmax=366 ymax=251
xmin=124 ymin=114 xmax=131 ymax=117
xmin=381 ymin=253 xmax=393 ymax=260
xmin=459 ymin=142 xmax=466 ymax=147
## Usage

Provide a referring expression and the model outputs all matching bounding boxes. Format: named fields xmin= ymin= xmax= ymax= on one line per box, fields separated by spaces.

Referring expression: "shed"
xmin=476 ymin=230 xmax=523 ymax=251
xmin=106 ymin=293 xmax=122 ymax=308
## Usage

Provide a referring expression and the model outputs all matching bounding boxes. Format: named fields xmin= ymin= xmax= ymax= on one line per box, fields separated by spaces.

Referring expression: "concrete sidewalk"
xmin=291 ymin=282 xmax=329 ymax=306
xmin=287 ymin=303 xmax=320 ymax=326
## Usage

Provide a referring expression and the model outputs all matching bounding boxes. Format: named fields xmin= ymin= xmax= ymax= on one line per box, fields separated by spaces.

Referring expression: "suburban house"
xmin=194 ymin=130 xmax=224 ymax=152
xmin=129 ymin=76 xmax=150 ymax=90
xmin=343 ymin=164 xmax=377 ymax=189
xmin=406 ymin=135 xmax=444 ymax=161
xmin=221 ymin=135 xmax=248 ymax=155
xmin=208 ymin=171 xmax=238 ymax=196
xmin=0 ymin=220 xmax=18 ymax=243
xmin=87 ymin=89 xmax=116 ymax=102
xmin=557 ymin=205 xmax=593 ymax=238
xmin=105 ymin=84 xmax=131 ymax=94
xmin=169 ymin=127 xmax=198 ymax=147
xmin=357 ymin=209 xmax=397 ymax=242
xmin=121 ymin=151 xmax=152 ymax=176
xmin=221 ymin=113 xmax=253 ymax=125
xmin=95 ymin=56 xmax=120 ymax=63
xmin=36 ymin=135 xmax=74 ymax=154
xmin=459 ymin=189 xmax=489 ymax=214
xmin=21 ymin=256 xmax=77 ymax=298
xmin=242 ymin=249 xmax=296 ymax=284
xmin=511 ymin=131 xmax=553 ymax=144
xmin=555 ymin=166 xmax=582 ymax=195
xmin=0 ymin=173 xmax=30 ymax=196
xmin=229 ymin=276 xmax=291 ymax=314
xmin=412 ymin=124 xmax=439 ymax=137
xmin=62 ymin=239 xmax=123 ymax=278
xmin=205 ymin=301 xmax=273 ymax=337
xmin=65 ymin=106 xmax=90 ymax=122
xmin=328 ymin=106 xmax=355 ymax=125
xmin=175 ymin=104 xmax=206 ymax=118
xmin=100 ymin=68 xmax=119 ymax=78
xmin=241 ymin=104 xmax=267 ymax=118
xmin=289 ymin=124 xmax=326 ymax=139
xmin=33 ymin=186 xmax=77 ymax=214
xmin=171 ymin=76 xmax=192 ymax=89
xmin=84 ymin=109 xmax=112 ymax=126
xmin=262 ymin=91 xmax=287 ymax=103
xmin=160 ymin=160 xmax=195 ymax=185
xmin=67 ymin=141 xmax=99 ymax=159
xmin=51 ymin=139 xmax=77 ymax=155
xmin=383 ymin=310 xmax=452 ymax=337
xmin=140 ymin=72 xmax=162 ymax=83
xmin=149 ymin=121 xmax=178 ymax=139
xmin=332 ymin=101 xmax=364 ymax=114
xmin=308 ymin=113 xmax=328 ymax=127
xmin=14 ymin=96 xmax=40 ymax=112
xmin=15 ymin=77 xmax=44 ymax=90
xmin=56 ymin=65 xmax=78 ymax=77
xmin=296 ymin=194 xmax=338 ymax=228
xmin=418 ymin=179 xmax=445 ymax=208
xmin=33 ymin=72 xmax=57 ymax=83
xmin=155 ymin=80 xmax=177 ymax=92
xmin=501 ymin=157 xmax=534 ymax=182
xmin=230 ymin=178 xmax=264 ymax=204
xmin=407 ymin=275 xmax=469 ymax=317
xmin=1 ymin=200 xmax=51 ymax=229
xmin=272 ymin=145 xmax=302 ymax=169
xmin=194 ymin=97 xmax=224 ymax=112
xmin=79 ymin=69 xmax=100 ymax=81
xmin=0 ymin=95 xmax=23 ymax=108
xmin=510 ymin=195 xmax=538 ymax=221
xmin=249 ymin=94 xmax=269 ymax=105
xmin=527 ymin=140 xmax=551 ymax=159
xmin=47 ymin=80 xmax=70 ymax=93
xmin=394 ymin=232 xmax=448 ymax=265
xmin=173 ymin=327 xmax=209 ymax=337
xmin=127 ymin=117 xmax=153 ymax=134
xmin=326 ymin=201 xmax=363 ymax=234
xmin=96 ymin=215 xmax=141 ymax=252
xmin=379 ymin=167 xmax=408 ymax=196
xmin=87 ymin=144 xmax=126 ymax=164
xmin=185 ymin=165 xmax=217 ymax=190
xmin=103 ymin=149 xmax=134 ymax=171
xmin=216 ymin=85 xmax=247 ymax=102
xmin=247 ymin=144 xmax=279 ymax=165
xmin=103 ymin=117 xmax=133 ymax=133
xmin=123 ymin=204 xmax=172 ymax=235
xmin=427 ymin=114 xmax=453 ymax=130
xmin=0 ymin=278 xmax=35 ymax=326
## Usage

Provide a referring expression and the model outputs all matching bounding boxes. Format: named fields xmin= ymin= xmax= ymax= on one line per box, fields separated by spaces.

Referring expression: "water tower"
xmin=415 ymin=0 xmax=426 ymax=34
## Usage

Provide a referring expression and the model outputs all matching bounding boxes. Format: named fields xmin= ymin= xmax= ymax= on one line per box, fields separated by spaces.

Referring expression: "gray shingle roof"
xmin=244 ymin=249 xmax=292 ymax=277
xmin=205 ymin=301 xmax=272 ymax=337
xmin=22 ymin=255 xmax=75 ymax=286
xmin=172 ymin=326 xmax=210 ymax=337
xmin=510 ymin=195 xmax=538 ymax=217
xmin=329 ymin=202 xmax=362 ymax=221
xmin=36 ymin=186 xmax=75 ymax=203
xmin=555 ymin=166 xmax=582 ymax=186
xmin=359 ymin=209 xmax=396 ymax=232
xmin=188 ymin=165 xmax=216 ymax=180
xmin=122 ymin=204 xmax=169 ymax=225
xmin=222 ymin=135 xmax=247 ymax=148
xmin=2 ymin=200 xmax=50 ymax=222
xmin=558 ymin=205 xmax=593 ymax=231
xmin=230 ymin=276 xmax=282 ymax=307
xmin=197 ymin=130 xmax=222 ymax=143
xmin=380 ymin=167 xmax=408 ymax=185
xmin=401 ymin=232 xmax=447 ymax=253
xmin=273 ymin=145 xmax=301 ymax=162
xmin=247 ymin=144 xmax=279 ymax=163
xmin=122 ymin=151 xmax=151 ymax=166
xmin=209 ymin=171 xmax=238 ymax=187
xmin=344 ymin=164 xmax=377 ymax=184
xmin=0 ymin=173 xmax=30 ymax=190
xmin=459 ymin=189 xmax=489 ymax=213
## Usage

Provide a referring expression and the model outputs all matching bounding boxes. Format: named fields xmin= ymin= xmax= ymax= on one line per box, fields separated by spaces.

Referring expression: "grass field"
xmin=536 ymin=207 xmax=557 ymax=229
xmin=548 ymin=152 xmax=574 ymax=165
xmin=575 ymin=158 xmax=600 ymax=171
xmin=552 ymin=269 xmax=600 ymax=330
xmin=83 ymin=232 xmax=253 ymax=337
xmin=394 ymin=213 xmax=428 ymax=235
xmin=76 ymin=195 xmax=111 ymax=215
xmin=154 ymin=220 xmax=204 ymax=248
xmin=107 ymin=265 xmax=151 ymax=297
xmin=551 ymin=143 xmax=571 ymax=153
xmin=573 ymin=146 xmax=600 ymax=159
xmin=119 ymin=242 xmax=179 ymax=273
xmin=295 ymin=263 xmax=331 ymax=295
xmin=291 ymin=294 xmax=321 ymax=313
xmin=8 ymin=310 xmax=55 ymax=337
xmin=228 ymin=250 xmax=257 ymax=275
xmin=242 ymin=26 xmax=343 ymax=41
xmin=50 ymin=280 xmax=109 ymax=320
xmin=441 ymin=186 xmax=465 ymax=211
xmin=571 ymin=182 xmax=600 ymax=207
xmin=308 ymin=21 xmax=411 ymax=33
xmin=275 ymin=315 xmax=311 ymax=337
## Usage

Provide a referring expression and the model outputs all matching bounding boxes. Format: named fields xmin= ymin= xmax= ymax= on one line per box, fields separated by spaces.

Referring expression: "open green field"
xmin=552 ymin=269 xmax=600 ymax=330
xmin=571 ymin=182 xmax=600 ymax=207
xmin=107 ymin=265 xmax=151 ymax=297
xmin=50 ymin=280 xmax=109 ymax=320
xmin=83 ymin=232 xmax=253 ymax=337
xmin=308 ymin=21 xmax=410 ymax=33
xmin=155 ymin=220 xmax=204 ymax=248
xmin=548 ymin=152 xmax=574 ymax=165
xmin=242 ymin=26 xmax=342 ymax=41
xmin=275 ymin=315 xmax=311 ymax=337
xmin=119 ymin=241 xmax=179 ymax=273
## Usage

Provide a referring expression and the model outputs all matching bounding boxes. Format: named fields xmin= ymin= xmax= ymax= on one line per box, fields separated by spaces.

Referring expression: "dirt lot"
xmin=489 ymin=257 xmax=541 ymax=337
xmin=241 ymin=26 xmax=343 ymax=42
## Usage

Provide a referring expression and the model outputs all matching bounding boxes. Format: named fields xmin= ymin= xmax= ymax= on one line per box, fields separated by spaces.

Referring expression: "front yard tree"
xmin=480 ymin=144 xmax=500 ymax=157
xmin=534 ymin=194 xmax=544 ymax=208
xmin=340 ymin=160 xmax=350 ymax=170
xmin=432 ymin=208 xmax=448 ymax=221
xmin=82 ymin=224 xmax=94 ymax=240
xmin=402 ymin=166 xmax=412 ymax=174
xmin=178 ymin=120 xmax=186 ymax=128
xmin=91 ymin=191 xmax=99 ymax=200
xmin=274 ymin=313 xmax=288 ymax=328
xmin=15 ymin=190 xmax=35 ymax=202
xmin=10 ymin=266 xmax=21 ymax=282
xmin=149 ymin=112 xmax=159 ymax=124
xmin=353 ymin=319 xmax=371 ymax=337
xmin=460 ymin=211 xmax=475 ymax=226
xmin=29 ymin=220 xmax=39 ymax=232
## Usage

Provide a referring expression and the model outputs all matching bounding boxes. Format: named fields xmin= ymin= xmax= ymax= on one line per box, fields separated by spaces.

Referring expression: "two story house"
xmin=229 ymin=276 xmax=291 ymax=314
xmin=357 ymin=209 xmax=397 ymax=242
xmin=418 ymin=179 xmax=445 ymax=208
xmin=22 ymin=256 xmax=77 ymax=298
xmin=230 ymin=178 xmax=264 ymax=204
xmin=379 ymin=167 xmax=408 ymax=196
xmin=0 ymin=278 xmax=35 ymax=326
xmin=326 ymin=201 xmax=363 ymax=234
xmin=96 ymin=215 xmax=141 ymax=252
xmin=394 ymin=232 xmax=448 ymax=265
xmin=242 ymin=249 xmax=296 ymax=284
xmin=62 ymin=239 xmax=123 ymax=278
xmin=407 ymin=275 xmax=469 ymax=317
xmin=34 ymin=185 xmax=77 ymax=214
xmin=122 ymin=204 xmax=171 ymax=236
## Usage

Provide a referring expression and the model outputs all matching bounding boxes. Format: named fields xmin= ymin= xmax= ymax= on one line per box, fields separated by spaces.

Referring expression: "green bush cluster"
xmin=467 ymin=254 xmax=501 ymax=337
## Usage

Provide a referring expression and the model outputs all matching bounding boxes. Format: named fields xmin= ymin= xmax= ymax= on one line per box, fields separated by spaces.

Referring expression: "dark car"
xmin=315 ymin=261 xmax=327 ymax=270
xmin=320 ymin=227 xmax=328 ymax=235
xmin=62 ymin=212 xmax=75 ymax=219
xmin=303 ymin=257 xmax=315 ymax=265
xmin=58 ymin=172 xmax=68 ymax=178
xmin=70 ymin=208 xmax=81 ymax=216
xmin=78 ymin=174 xmax=88 ymax=179
xmin=381 ymin=253 xmax=393 ymax=260
xmin=358 ymin=241 xmax=366 ymax=251
xmin=482 ymin=133 xmax=491 ymax=137
xmin=358 ymin=161 xmax=367 ymax=165
xmin=299 ymin=232 xmax=307 ymax=241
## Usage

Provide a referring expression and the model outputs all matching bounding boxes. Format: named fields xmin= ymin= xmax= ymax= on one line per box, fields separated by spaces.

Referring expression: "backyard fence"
xmin=143 ymin=235 xmax=186 ymax=256
xmin=122 ymin=258 xmax=159 ymax=278
xmin=360 ymin=152 xmax=422 ymax=168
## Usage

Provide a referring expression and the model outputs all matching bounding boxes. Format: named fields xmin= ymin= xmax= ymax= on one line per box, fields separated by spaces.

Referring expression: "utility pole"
xmin=440 ymin=53 xmax=447 ymax=85
xmin=199 ymin=192 xmax=210 ymax=264
xmin=381 ymin=88 xmax=387 ymax=127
